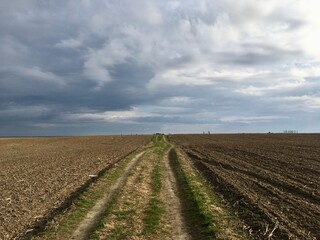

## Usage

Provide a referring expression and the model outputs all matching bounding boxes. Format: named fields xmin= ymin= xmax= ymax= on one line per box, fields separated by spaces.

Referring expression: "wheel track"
xmin=162 ymin=147 xmax=190 ymax=240
xmin=71 ymin=151 xmax=146 ymax=240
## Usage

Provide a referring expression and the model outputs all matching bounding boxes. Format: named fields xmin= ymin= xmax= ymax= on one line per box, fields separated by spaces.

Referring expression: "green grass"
xmin=89 ymin=197 xmax=137 ymax=240
xmin=108 ymin=225 xmax=127 ymax=240
xmin=143 ymin=159 xmax=164 ymax=234
xmin=143 ymin=135 xmax=167 ymax=234
xmin=89 ymin=194 xmax=119 ymax=240
xmin=169 ymin=148 xmax=219 ymax=239
xmin=152 ymin=135 xmax=171 ymax=156
xmin=114 ymin=209 xmax=136 ymax=220
xmin=143 ymin=197 xmax=164 ymax=233
xmin=151 ymin=163 xmax=162 ymax=194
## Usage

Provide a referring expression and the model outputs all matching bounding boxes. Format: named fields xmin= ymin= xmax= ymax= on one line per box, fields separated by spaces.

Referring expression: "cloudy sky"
xmin=1 ymin=0 xmax=320 ymax=136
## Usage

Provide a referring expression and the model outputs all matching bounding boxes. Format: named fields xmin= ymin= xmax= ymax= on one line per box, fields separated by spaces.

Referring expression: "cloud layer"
xmin=1 ymin=0 xmax=320 ymax=135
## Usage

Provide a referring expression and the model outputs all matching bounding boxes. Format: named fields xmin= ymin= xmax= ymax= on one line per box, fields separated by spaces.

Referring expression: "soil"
xmin=172 ymin=147 xmax=248 ymax=240
xmin=170 ymin=134 xmax=320 ymax=240
xmin=0 ymin=135 xmax=150 ymax=240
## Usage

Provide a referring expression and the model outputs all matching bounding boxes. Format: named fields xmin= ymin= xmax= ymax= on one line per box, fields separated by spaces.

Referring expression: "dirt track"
xmin=0 ymin=135 xmax=150 ymax=239
xmin=87 ymin=137 xmax=192 ymax=239
xmin=26 ymin=135 xmax=246 ymax=239
xmin=3 ymin=134 xmax=307 ymax=239
xmin=170 ymin=134 xmax=320 ymax=240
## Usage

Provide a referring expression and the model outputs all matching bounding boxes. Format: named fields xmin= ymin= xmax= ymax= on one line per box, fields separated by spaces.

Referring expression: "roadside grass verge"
xmin=169 ymin=148 xmax=219 ymax=239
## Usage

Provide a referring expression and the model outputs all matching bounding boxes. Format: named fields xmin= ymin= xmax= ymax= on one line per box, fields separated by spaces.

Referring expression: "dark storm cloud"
xmin=1 ymin=0 xmax=320 ymax=135
xmin=218 ymin=47 xmax=302 ymax=66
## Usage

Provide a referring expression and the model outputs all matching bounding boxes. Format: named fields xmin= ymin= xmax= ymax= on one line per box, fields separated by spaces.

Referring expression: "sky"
xmin=1 ymin=0 xmax=320 ymax=136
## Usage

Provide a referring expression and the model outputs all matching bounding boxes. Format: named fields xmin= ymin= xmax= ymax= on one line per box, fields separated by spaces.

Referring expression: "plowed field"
xmin=170 ymin=134 xmax=320 ymax=240
xmin=0 ymin=135 xmax=150 ymax=239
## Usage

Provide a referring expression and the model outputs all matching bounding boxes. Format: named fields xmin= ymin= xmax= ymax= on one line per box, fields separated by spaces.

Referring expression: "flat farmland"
xmin=170 ymin=134 xmax=320 ymax=239
xmin=0 ymin=135 xmax=150 ymax=239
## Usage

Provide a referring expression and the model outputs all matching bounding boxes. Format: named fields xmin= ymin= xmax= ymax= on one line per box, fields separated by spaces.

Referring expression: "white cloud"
xmin=220 ymin=115 xmax=286 ymax=124
xmin=235 ymin=81 xmax=305 ymax=96
xmin=16 ymin=66 xmax=65 ymax=86
xmin=160 ymin=97 xmax=195 ymax=105
xmin=160 ymin=123 xmax=220 ymax=134
xmin=55 ymin=38 xmax=82 ymax=49
xmin=74 ymin=0 xmax=320 ymax=92
xmin=147 ymin=68 xmax=214 ymax=88
xmin=290 ymin=64 xmax=320 ymax=79
xmin=277 ymin=95 xmax=320 ymax=110
xmin=84 ymin=41 xmax=131 ymax=87
xmin=292 ymin=1 xmax=320 ymax=56
xmin=66 ymin=108 xmax=158 ymax=123
xmin=2 ymin=0 xmax=320 ymax=135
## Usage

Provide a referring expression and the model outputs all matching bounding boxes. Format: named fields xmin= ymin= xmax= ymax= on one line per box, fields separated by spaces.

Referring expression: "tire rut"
xmin=71 ymin=151 xmax=146 ymax=240
xmin=162 ymin=147 xmax=190 ymax=240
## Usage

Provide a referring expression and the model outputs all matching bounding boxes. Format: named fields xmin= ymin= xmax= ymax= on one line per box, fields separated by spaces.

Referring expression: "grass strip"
xmin=143 ymin=197 xmax=164 ymax=234
xmin=169 ymin=148 xmax=219 ymax=240
xmin=143 ymin=136 xmax=167 ymax=234
xmin=143 ymin=162 xmax=164 ymax=234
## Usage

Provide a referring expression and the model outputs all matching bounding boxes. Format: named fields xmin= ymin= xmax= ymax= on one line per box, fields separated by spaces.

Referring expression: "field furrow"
xmin=171 ymin=134 xmax=320 ymax=240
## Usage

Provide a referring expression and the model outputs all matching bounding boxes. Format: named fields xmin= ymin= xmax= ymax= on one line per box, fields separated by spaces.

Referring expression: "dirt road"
xmin=31 ymin=135 xmax=245 ymax=240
